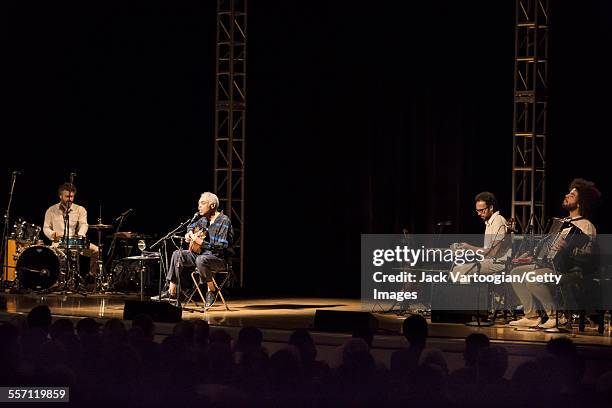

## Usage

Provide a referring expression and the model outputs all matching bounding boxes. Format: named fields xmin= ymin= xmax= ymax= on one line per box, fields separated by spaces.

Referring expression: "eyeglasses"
xmin=475 ymin=208 xmax=489 ymax=214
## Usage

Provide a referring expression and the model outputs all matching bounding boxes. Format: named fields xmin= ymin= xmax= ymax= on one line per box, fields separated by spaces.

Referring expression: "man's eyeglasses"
xmin=475 ymin=207 xmax=489 ymax=214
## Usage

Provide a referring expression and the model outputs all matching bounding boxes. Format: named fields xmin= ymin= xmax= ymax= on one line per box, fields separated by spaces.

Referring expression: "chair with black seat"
xmin=574 ymin=241 xmax=608 ymax=334
xmin=185 ymin=258 xmax=233 ymax=311
xmin=546 ymin=239 xmax=603 ymax=333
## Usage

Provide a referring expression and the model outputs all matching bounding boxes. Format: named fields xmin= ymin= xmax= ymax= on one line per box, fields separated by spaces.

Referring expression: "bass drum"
xmin=16 ymin=246 xmax=65 ymax=291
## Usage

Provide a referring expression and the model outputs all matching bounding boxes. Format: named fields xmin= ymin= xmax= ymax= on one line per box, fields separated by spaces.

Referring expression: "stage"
xmin=2 ymin=293 xmax=611 ymax=345
xmin=2 ymin=292 xmax=612 ymax=383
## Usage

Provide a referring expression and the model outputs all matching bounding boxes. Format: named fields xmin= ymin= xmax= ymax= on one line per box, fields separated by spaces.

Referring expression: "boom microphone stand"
xmin=60 ymin=203 xmax=86 ymax=296
xmin=1 ymin=171 xmax=20 ymax=290
xmin=150 ymin=214 xmax=197 ymax=304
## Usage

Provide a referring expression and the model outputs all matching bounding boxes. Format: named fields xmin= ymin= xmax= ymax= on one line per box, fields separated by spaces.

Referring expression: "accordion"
xmin=533 ymin=218 xmax=588 ymax=271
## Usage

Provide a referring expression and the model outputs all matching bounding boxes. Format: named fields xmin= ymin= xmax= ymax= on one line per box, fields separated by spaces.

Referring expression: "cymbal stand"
xmin=137 ymin=258 xmax=148 ymax=301
xmin=104 ymin=212 xmax=130 ymax=277
xmin=93 ymin=211 xmax=109 ymax=293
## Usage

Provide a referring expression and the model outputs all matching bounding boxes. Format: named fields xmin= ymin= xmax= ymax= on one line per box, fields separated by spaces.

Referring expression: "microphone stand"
xmin=0 ymin=172 xmax=19 ymax=290
xmin=150 ymin=215 xmax=195 ymax=304
xmin=59 ymin=205 xmax=71 ymax=293
xmin=61 ymin=205 xmax=86 ymax=296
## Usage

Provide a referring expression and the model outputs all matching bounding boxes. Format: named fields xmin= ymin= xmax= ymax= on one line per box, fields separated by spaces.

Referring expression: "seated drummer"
xmin=43 ymin=183 xmax=99 ymax=276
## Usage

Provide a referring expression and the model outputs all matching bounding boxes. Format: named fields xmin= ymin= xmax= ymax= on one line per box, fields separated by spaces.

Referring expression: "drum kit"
xmin=5 ymin=218 xmax=160 ymax=295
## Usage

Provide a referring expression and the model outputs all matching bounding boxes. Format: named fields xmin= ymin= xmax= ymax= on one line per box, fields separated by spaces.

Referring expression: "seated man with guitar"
xmin=155 ymin=192 xmax=233 ymax=307
xmin=509 ymin=178 xmax=600 ymax=328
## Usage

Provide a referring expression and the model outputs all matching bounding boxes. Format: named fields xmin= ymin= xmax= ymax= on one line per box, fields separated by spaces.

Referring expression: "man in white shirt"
xmin=452 ymin=191 xmax=509 ymax=278
xmin=43 ymin=183 xmax=99 ymax=277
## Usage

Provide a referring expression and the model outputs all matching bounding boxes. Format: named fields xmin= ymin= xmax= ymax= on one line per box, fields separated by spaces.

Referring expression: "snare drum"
xmin=59 ymin=236 xmax=89 ymax=250
xmin=16 ymin=245 xmax=66 ymax=291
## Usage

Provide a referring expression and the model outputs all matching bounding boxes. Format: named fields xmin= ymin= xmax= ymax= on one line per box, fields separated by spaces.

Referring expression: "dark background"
xmin=2 ymin=0 xmax=610 ymax=297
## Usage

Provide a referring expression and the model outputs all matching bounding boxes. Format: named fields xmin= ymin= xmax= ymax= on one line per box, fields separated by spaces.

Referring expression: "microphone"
xmin=12 ymin=170 xmax=22 ymax=175
xmin=189 ymin=211 xmax=201 ymax=223
xmin=436 ymin=220 xmax=452 ymax=226
xmin=114 ymin=208 xmax=134 ymax=222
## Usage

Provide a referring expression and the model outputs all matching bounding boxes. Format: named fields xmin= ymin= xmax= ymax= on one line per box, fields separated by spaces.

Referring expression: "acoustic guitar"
xmin=188 ymin=226 xmax=208 ymax=254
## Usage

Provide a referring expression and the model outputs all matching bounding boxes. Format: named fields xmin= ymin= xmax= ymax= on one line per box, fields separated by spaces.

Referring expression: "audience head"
xmin=27 ymin=305 xmax=52 ymax=332
xmin=420 ymin=349 xmax=449 ymax=375
xmin=193 ymin=320 xmax=210 ymax=348
xmin=547 ymin=337 xmax=585 ymax=392
xmin=103 ymin=319 xmax=128 ymax=346
xmin=402 ymin=314 xmax=428 ymax=349
xmin=289 ymin=329 xmax=317 ymax=364
xmin=132 ymin=314 xmax=156 ymax=341
xmin=172 ymin=321 xmax=195 ymax=345
xmin=269 ymin=346 xmax=303 ymax=389
xmin=235 ymin=326 xmax=263 ymax=353
xmin=50 ymin=318 xmax=74 ymax=340
xmin=476 ymin=346 xmax=508 ymax=383
xmin=76 ymin=318 xmax=100 ymax=337
xmin=464 ymin=333 xmax=490 ymax=367
xmin=340 ymin=337 xmax=375 ymax=376
xmin=352 ymin=327 xmax=374 ymax=348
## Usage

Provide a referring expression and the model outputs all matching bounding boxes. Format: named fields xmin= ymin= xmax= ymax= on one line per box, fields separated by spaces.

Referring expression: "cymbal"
xmin=122 ymin=255 xmax=160 ymax=261
xmin=89 ymin=223 xmax=113 ymax=229
xmin=108 ymin=231 xmax=151 ymax=239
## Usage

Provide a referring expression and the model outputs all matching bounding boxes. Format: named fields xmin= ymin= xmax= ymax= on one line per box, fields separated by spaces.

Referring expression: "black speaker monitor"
xmin=313 ymin=310 xmax=379 ymax=332
xmin=123 ymin=300 xmax=182 ymax=323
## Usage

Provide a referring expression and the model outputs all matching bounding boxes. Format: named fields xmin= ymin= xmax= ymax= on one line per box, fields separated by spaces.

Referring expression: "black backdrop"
xmin=2 ymin=0 xmax=610 ymax=297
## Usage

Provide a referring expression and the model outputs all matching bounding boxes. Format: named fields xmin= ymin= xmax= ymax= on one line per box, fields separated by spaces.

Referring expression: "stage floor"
xmin=2 ymin=292 xmax=612 ymax=348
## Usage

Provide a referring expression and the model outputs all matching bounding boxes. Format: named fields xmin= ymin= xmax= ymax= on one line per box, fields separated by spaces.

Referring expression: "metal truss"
xmin=511 ymin=0 xmax=549 ymax=233
xmin=214 ymin=0 xmax=246 ymax=285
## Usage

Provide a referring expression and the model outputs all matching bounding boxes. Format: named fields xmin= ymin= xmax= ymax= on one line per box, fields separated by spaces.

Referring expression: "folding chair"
xmin=184 ymin=260 xmax=232 ymax=311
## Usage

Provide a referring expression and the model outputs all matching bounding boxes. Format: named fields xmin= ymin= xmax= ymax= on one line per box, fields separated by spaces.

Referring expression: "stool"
xmin=184 ymin=263 xmax=232 ymax=311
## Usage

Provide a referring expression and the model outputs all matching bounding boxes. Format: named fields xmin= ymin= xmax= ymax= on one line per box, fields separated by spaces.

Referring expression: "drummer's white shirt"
xmin=43 ymin=203 xmax=88 ymax=240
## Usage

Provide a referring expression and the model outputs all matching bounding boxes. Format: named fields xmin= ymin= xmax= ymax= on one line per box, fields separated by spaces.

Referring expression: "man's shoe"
xmin=509 ymin=317 xmax=541 ymax=327
xmin=539 ymin=315 xmax=568 ymax=329
xmin=151 ymin=290 xmax=176 ymax=301
xmin=205 ymin=291 xmax=216 ymax=308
